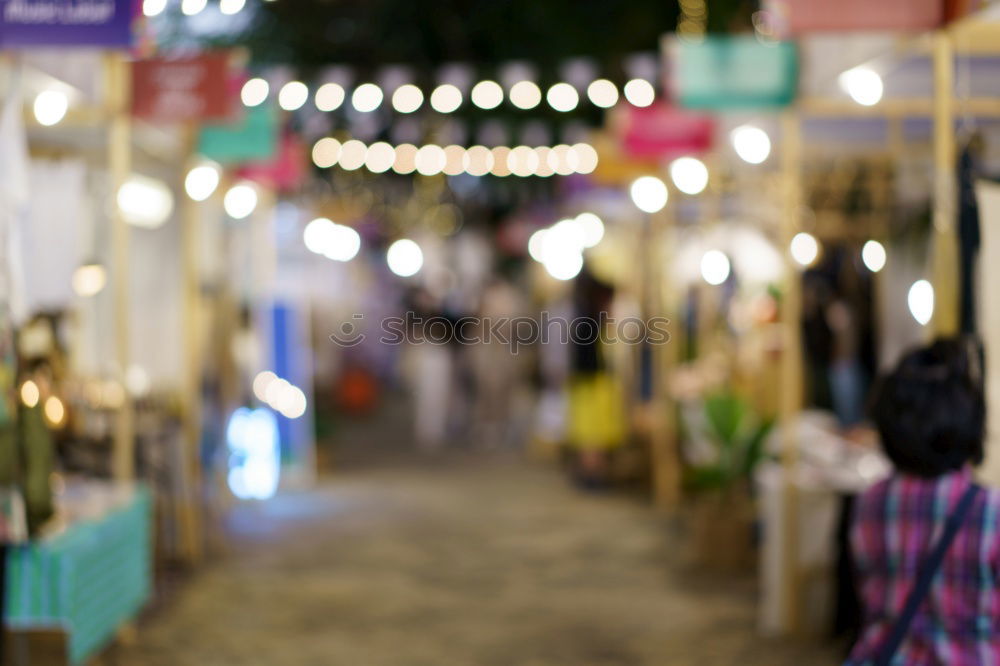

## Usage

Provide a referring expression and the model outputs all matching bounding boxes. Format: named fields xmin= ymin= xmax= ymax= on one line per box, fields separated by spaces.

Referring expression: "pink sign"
xmin=765 ymin=0 xmax=942 ymax=34
xmin=616 ymin=103 xmax=714 ymax=160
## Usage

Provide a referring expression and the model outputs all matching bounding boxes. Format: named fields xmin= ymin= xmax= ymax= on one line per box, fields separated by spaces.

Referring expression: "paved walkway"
xmin=118 ymin=450 xmax=838 ymax=666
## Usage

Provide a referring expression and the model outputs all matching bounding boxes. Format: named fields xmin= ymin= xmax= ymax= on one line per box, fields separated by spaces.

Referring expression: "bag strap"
xmin=873 ymin=482 xmax=981 ymax=666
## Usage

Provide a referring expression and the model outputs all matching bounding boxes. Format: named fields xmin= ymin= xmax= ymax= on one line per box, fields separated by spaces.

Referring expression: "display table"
xmin=4 ymin=483 xmax=152 ymax=665
xmin=756 ymin=412 xmax=890 ymax=636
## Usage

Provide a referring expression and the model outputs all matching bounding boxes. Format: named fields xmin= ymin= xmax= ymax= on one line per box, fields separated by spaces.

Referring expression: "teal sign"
xmin=671 ymin=36 xmax=798 ymax=110
xmin=197 ymin=105 xmax=278 ymax=165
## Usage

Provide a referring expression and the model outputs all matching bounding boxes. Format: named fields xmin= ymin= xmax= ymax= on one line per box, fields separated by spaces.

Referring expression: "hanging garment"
xmin=958 ymin=145 xmax=982 ymax=334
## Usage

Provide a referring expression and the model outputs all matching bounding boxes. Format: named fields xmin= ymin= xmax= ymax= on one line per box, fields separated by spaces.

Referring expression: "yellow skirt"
xmin=567 ymin=373 xmax=626 ymax=451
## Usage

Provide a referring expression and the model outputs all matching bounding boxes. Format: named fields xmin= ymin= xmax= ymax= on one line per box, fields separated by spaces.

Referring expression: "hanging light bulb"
xmin=839 ymin=67 xmax=883 ymax=107
xmin=587 ymin=79 xmax=619 ymax=108
xmin=790 ymin=232 xmax=820 ymax=267
xmin=470 ymin=80 xmax=504 ymax=109
xmin=278 ymin=81 xmax=309 ymax=111
xmin=33 ymin=90 xmax=69 ymax=126
xmin=731 ymin=125 xmax=771 ymax=164
xmin=669 ymin=156 xmax=709 ymax=195
xmin=223 ymin=182 xmax=258 ymax=219
xmin=387 ymin=239 xmax=423 ymax=277
xmin=908 ymin=280 xmax=934 ymax=326
xmin=241 ymin=78 xmax=269 ymax=107
xmin=630 ymin=176 xmax=669 ymax=213
xmin=352 ymin=83 xmax=384 ymax=112
xmin=700 ymin=250 xmax=731 ymax=285
xmin=184 ymin=163 xmax=221 ymax=201
xmin=862 ymin=240 xmax=887 ymax=273
xmin=72 ymin=262 xmax=107 ymax=297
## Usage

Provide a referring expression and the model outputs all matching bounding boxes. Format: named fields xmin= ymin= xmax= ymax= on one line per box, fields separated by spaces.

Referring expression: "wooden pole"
xmin=650 ymin=203 xmax=681 ymax=511
xmin=179 ymin=126 xmax=204 ymax=563
xmin=778 ymin=109 xmax=803 ymax=633
xmin=932 ymin=30 xmax=959 ymax=338
xmin=107 ymin=53 xmax=134 ymax=482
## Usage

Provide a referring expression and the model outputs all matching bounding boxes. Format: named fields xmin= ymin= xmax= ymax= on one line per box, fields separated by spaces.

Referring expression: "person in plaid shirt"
xmin=848 ymin=338 xmax=997 ymax=665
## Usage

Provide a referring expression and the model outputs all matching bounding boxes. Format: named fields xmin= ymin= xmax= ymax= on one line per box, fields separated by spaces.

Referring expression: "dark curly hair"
xmin=870 ymin=337 xmax=984 ymax=478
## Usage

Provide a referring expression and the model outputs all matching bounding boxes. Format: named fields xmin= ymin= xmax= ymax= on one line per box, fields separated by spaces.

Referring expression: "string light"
xmin=338 ymin=140 xmax=367 ymax=170
xmin=731 ymin=125 xmax=771 ymax=164
xmin=307 ymin=137 xmax=596 ymax=177
xmin=34 ymin=90 xmax=68 ymax=126
xmin=223 ymin=183 xmax=258 ymax=219
xmin=142 ymin=0 xmax=167 ymax=17
xmin=587 ymin=79 xmax=619 ymax=108
xmin=241 ymin=78 xmax=269 ymax=107
xmin=443 ymin=145 xmax=466 ymax=176
xmin=463 ymin=145 xmax=494 ymax=176
xmin=184 ymin=164 xmax=221 ymax=201
xmin=862 ymin=240 xmax=887 ymax=273
xmin=509 ymin=81 xmax=542 ymax=110
xmin=352 ymin=83 xmax=383 ymax=112
xmin=546 ymin=83 xmax=579 ymax=112
xmin=278 ymin=81 xmax=309 ymax=111
xmin=315 ymin=83 xmax=346 ymax=111
xmin=20 ymin=381 xmax=39 ymax=408
xmin=471 ymin=80 xmax=504 ymax=109
xmin=72 ymin=263 xmax=107 ymax=297
xmin=387 ymin=239 xmax=424 ymax=277
xmin=575 ymin=213 xmax=605 ymax=248
xmin=44 ymin=396 xmax=66 ymax=427
xmin=701 ymin=250 xmax=731 ymax=285
xmin=623 ymin=79 xmax=655 ymax=107
xmin=630 ymin=176 xmax=669 ymax=213
xmin=429 ymin=84 xmax=463 ymax=113
xmin=392 ymin=84 xmax=424 ymax=113
xmin=790 ymin=232 xmax=820 ymax=266
xmin=365 ymin=142 xmax=396 ymax=173
xmin=312 ymin=137 xmax=342 ymax=168
xmin=181 ymin=0 xmax=206 ymax=15
xmin=289 ymin=75 xmax=658 ymax=115
xmin=840 ymin=67 xmax=883 ymax=106
xmin=219 ymin=0 xmax=245 ymax=14
xmin=908 ymin=280 xmax=934 ymax=326
xmin=393 ymin=144 xmax=418 ymax=174
xmin=669 ymin=156 xmax=709 ymax=195
xmin=415 ymin=144 xmax=447 ymax=175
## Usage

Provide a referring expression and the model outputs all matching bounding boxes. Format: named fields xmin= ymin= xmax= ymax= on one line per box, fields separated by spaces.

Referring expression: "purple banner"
xmin=0 ymin=0 xmax=135 ymax=48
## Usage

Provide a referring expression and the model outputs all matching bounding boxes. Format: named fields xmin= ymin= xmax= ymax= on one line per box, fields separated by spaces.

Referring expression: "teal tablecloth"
xmin=5 ymin=486 xmax=153 ymax=664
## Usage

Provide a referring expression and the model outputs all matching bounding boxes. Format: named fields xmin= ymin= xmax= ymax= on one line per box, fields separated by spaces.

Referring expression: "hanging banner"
xmin=236 ymin=131 xmax=307 ymax=193
xmin=132 ymin=53 xmax=236 ymax=123
xmin=665 ymin=35 xmax=798 ymax=110
xmin=198 ymin=105 xmax=278 ymax=165
xmin=763 ymin=0 xmax=942 ymax=33
xmin=0 ymin=0 xmax=136 ymax=48
xmin=612 ymin=102 xmax=714 ymax=160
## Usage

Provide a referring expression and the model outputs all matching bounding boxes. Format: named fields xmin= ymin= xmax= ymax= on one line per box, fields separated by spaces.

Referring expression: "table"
xmin=4 ymin=484 xmax=152 ymax=665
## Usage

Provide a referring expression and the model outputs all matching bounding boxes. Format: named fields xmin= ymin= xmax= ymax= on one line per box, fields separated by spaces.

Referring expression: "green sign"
xmin=198 ymin=105 xmax=278 ymax=165
xmin=671 ymin=36 xmax=798 ymax=110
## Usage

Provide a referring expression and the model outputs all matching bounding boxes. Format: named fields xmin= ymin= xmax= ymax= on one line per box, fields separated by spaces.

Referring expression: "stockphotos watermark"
xmin=329 ymin=312 xmax=670 ymax=353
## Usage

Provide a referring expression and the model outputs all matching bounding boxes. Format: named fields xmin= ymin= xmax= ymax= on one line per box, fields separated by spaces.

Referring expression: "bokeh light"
xmin=387 ymin=239 xmax=424 ymax=277
xmin=630 ymin=176 xmax=669 ymax=213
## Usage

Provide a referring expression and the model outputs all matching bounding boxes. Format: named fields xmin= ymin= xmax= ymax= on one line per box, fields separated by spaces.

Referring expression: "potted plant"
xmin=684 ymin=390 xmax=773 ymax=571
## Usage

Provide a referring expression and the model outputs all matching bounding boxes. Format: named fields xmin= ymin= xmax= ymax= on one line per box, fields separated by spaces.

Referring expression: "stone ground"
xmin=116 ymin=409 xmax=840 ymax=666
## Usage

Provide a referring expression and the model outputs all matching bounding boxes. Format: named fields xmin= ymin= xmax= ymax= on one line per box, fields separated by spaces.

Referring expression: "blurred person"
xmin=566 ymin=269 xmax=625 ymax=487
xmin=406 ymin=288 xmax=458 ymax=450
xmin=469 ymin=276 xmax=528 ymax=448
xmin=846 ymin=338 xmax=996 ymax=665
